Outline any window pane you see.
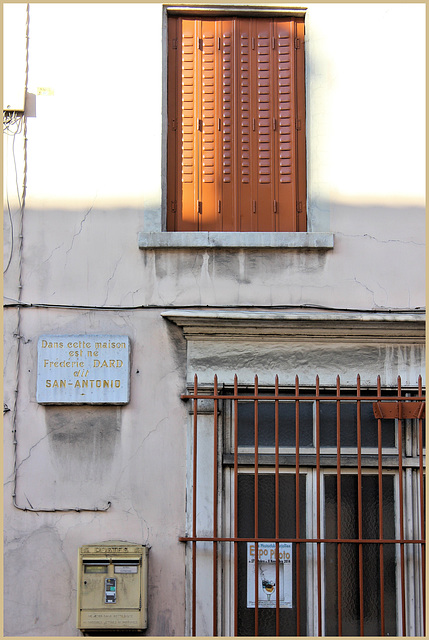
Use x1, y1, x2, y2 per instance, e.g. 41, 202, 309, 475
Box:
324, 474, 396, 636
320, 402, 396, 449
420, 418, 426, 451
238, 401, 313, 448
237, 474, 307, 635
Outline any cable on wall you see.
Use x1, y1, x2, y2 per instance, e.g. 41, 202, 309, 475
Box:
8, 5, 112, 514
3, 103, 25, 276
2, 296, 425, 314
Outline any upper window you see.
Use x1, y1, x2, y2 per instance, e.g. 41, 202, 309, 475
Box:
167, 15, 307, 232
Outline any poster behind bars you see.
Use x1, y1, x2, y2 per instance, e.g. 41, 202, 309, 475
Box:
247, 542, 292, 608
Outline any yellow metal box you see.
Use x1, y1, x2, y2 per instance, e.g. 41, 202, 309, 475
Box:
77, 541, 148, 632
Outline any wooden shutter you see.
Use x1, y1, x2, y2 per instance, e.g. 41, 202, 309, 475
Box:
167, 15, 306, 232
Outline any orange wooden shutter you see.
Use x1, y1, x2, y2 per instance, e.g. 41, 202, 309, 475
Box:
275, 18, 305, 231
220, 19, 236, 231
199, 19, 221, 231
167, 15, 306, 232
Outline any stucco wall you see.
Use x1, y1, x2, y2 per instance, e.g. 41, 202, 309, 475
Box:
4, 308, 188, 635
4, 3, 425, 310
3, 2, 425, 636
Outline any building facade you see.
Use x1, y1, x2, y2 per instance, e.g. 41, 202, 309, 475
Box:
3, 2, 425, 636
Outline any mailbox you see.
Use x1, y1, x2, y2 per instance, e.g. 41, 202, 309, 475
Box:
77, 541, 148, 633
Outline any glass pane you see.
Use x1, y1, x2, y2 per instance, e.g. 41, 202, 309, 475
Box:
324, 474, 396, 636
237, 474, 307, 636
320, 401, 396, 449
420, 418, 426, 451
238, 401, 313, 448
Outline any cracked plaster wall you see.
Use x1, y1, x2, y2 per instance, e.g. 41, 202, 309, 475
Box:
3, 308, 188, 636
4, 527, 73, 636
13, 201, 425, 311
3, 4, 425, 312
3, 3, 425, 636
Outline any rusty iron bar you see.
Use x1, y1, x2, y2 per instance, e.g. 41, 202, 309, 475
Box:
377, 375, 386, 636
182, 391, 425, 402
397, 377, 406, 634
295, 375, 301, 636
418, 375, 426, 635
180, 535, 425, 545
275, 375, 280, 635
357, 375, 364, 636
254, 375, 259, 637
233, 374, 239, 637
192, 374, 198, 636
316, 375, 322, 636
336, 375, 342, 636
213, 374, 218, 636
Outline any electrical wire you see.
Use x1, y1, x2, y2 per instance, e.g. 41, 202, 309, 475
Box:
12, 126, 23, 211
3, 110, 25, 275
4, 6, 424, 515
2, 297, 426, 314
3, 131, 16, 274
4, 197, 14, 274
3, 110, 24, 134
7, 5, 112, 515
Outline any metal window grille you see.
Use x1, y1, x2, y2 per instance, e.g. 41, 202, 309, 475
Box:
180, 374, 425, 637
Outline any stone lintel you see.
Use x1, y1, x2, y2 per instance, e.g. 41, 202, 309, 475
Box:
162, 310, 425, 343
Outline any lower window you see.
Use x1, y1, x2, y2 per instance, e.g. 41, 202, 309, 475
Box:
181, 375, 425, 636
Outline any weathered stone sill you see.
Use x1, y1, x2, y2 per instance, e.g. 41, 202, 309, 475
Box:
138, 231, 334, 250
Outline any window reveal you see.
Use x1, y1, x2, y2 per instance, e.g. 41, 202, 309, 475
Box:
167, 16, 307, 232
180, 374, 425, 636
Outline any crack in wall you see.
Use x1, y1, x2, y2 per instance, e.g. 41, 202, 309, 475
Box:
351, 276, 376, 305
4, 526, 73, 635
12, 408, 86, 474
65, 203, 94, 263
41, 243, 65, 266
102, 254, 123, 307
335, 231, 425, 246
115, 416, 169, 488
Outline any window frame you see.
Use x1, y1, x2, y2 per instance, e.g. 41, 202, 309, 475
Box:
181, 374, 425, 636
165, 7, 308, 234
140, 6, 335, 246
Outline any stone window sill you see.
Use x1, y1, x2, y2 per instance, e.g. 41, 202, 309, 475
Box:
138, 231, 334, 250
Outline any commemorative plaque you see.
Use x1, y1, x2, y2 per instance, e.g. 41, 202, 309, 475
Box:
37, 335, 130, 404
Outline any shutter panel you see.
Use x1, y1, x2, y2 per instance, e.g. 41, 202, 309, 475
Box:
275, 18, 296, 231
167, 17, 179, 231
254, 18, 275, 231
167, 15, 306, 232
219, 19, 236, 231
295, 18, 307, 231
180, 19, 199, 230
199, 19, 236, 231
199, 19, 220, 231
237, 18, 253, 231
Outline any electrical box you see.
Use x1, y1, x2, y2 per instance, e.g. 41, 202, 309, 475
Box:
77, 541, 148, 633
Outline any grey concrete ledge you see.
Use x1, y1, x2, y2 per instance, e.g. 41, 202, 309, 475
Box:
138, 231, 334, 250
161, 310, 426, 343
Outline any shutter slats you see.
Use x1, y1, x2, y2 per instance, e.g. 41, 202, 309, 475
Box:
168, 15, 306, 232
275, 19, 296, 231
220, 21, 236, 231
238, 19, 253, 230
200, 20, 219, 230
277, 23, 293, 185
254, 19, 275, 231
179, 20, 199, 229
222, 28, 233, 186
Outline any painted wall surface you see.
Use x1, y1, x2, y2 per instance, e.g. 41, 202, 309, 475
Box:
3, 2, 425, 636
